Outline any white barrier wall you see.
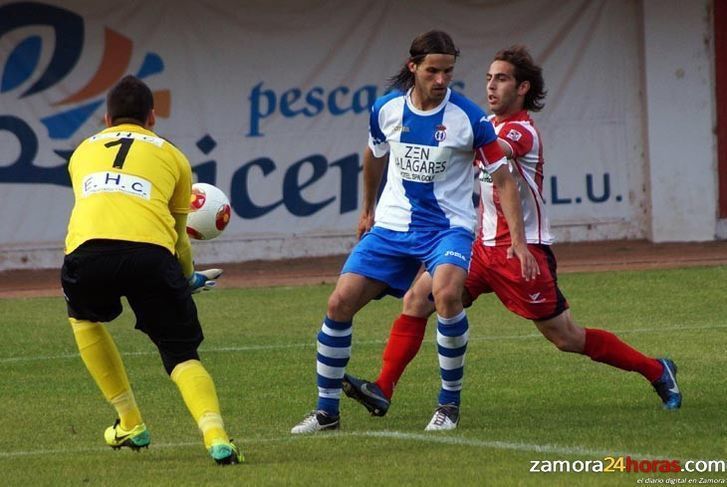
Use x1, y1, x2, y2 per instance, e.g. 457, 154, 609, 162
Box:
643, 0, 717, 242
0, 0, 718, 270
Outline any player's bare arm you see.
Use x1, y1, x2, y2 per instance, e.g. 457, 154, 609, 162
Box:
489, 165, 540, 281
357, 147, 387, 239
496, 138, 514, 158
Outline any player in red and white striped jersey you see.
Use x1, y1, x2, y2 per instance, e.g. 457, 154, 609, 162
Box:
479, 109, 552, 247
342, 47, 681, 426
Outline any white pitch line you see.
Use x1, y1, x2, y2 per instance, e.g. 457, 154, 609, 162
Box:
0, 430, 665, 460
349, 431, 665, 459
1, 324, 726, 365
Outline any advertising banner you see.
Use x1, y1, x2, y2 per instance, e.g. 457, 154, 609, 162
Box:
0, 0, 646, 268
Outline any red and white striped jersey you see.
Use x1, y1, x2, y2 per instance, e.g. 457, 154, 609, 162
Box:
477, 111, 553, 246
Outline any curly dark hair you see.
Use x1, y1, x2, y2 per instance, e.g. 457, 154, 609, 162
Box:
388, 30, 460, 92
493, 45, 546, 112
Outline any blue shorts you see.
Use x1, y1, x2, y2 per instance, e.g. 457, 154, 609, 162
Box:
341, 226, 474, 298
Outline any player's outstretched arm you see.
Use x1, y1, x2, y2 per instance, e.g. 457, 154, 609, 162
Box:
490, 166, 540, 281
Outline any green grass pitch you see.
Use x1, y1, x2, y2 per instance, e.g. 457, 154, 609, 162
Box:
0, 266, 725, 486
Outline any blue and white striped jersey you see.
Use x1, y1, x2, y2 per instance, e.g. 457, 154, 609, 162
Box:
369, 87, 506, 233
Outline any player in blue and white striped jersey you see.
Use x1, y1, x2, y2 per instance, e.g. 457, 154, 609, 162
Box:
292, 30, 538, 434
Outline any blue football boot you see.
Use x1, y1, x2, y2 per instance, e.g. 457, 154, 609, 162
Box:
652, 358, 682, 409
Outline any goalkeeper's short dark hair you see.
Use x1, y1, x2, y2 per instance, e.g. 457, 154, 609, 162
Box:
106, 75, 154, 125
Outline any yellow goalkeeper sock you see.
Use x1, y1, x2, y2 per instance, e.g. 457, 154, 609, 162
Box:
170, 359, 229, 448
70, 318, 143, 429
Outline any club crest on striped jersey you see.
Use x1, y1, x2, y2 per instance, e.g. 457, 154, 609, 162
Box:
434, 124, 447, 142
506, 128, 522, 142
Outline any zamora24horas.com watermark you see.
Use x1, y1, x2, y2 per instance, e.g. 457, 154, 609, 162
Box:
529, 456, 727, 477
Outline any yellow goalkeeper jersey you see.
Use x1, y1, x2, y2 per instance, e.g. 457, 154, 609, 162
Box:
65, 123, 192, 255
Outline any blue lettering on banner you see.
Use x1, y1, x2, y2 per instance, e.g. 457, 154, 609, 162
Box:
246, 81, 467, 137
550, 175, 572, 205
548, 173, 621, 204
586, 173, 611, 202
247, 82, 380, 137
230, 153, 361, 218
192, 134, 218, 184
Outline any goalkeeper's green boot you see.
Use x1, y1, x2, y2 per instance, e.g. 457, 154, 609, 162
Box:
209, 440, 243, 465
104, 419, 150, 450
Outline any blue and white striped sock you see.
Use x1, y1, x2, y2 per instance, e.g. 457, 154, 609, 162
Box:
436, 310, 468, 406
316, 316, 352, 416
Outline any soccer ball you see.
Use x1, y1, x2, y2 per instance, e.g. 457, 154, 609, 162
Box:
186, 183, 231, 240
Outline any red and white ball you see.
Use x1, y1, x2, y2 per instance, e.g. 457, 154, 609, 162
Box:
186, 183, 231, 240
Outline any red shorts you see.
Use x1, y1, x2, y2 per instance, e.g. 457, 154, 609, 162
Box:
465, 244, 569, 321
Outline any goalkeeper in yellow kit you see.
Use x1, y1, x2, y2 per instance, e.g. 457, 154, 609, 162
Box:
61, 75, 241, 465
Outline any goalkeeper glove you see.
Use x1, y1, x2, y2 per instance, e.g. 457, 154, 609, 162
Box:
189, 268, 223, 293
